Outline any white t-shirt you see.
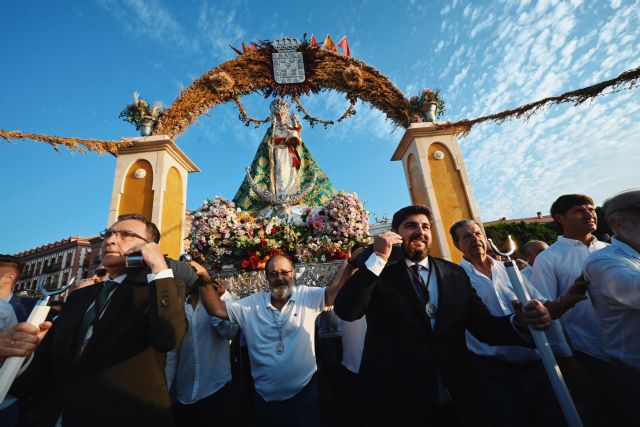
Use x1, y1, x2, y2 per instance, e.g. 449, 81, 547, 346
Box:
225, 285, 326, 401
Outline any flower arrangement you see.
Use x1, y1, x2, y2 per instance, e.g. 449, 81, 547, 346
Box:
189, 192, 371, 271
118, 91, 163, 131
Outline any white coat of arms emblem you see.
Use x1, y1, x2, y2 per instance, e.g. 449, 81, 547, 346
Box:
272, 37, 305, 84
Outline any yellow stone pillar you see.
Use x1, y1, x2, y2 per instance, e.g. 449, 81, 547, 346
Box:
392, 123, 481, 263
108, 135, 200, 259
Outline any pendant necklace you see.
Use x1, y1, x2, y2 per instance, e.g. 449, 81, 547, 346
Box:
408, 260, 437, 319
266, 294, 291, 355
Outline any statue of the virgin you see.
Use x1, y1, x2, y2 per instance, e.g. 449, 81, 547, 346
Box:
233, 99, 336, 212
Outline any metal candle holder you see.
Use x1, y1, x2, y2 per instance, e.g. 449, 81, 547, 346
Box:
0, 276, 75, 401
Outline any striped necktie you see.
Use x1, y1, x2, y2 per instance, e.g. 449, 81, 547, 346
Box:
76, 280, 118, 356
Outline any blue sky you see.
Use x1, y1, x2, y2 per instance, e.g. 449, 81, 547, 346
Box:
1, 0, 638, 254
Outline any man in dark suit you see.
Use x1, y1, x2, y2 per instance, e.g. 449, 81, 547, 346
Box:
333, 205, 552, 426
9, 214, 188, 427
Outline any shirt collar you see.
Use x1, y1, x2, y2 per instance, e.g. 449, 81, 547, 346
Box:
107, 273, 127, 284
405, 257, 430, 270
557, 235, 599, 247
459, 256, 495, 276
611, 236, 640, 258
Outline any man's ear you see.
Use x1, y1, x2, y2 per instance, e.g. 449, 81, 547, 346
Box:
552, 213, 564, 226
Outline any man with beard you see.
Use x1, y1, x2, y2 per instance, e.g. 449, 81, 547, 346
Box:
583, 189, 640, 422
333, 205, 553, 427
199, 253, 350, 427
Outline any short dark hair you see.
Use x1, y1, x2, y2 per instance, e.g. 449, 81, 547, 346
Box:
550, 194, 594, 232
265, 253, 294, 274
449, 219, 480, 244
391, 205, 434, 230
0, 254, 24, 275
116, 214, 161, 243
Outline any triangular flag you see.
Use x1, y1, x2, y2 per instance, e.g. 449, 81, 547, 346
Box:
250, 42, 258, 50
323, 34, 337, 52
337, 36, 351, 57
310, 34, 318, 48
242, 42, 250, 54
229, 44, 243, 55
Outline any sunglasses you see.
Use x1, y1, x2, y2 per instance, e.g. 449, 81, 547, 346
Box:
99, 229, 150, 243
94, 268, 107, 277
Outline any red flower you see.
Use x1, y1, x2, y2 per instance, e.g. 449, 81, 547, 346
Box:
261, 240, 268, 249
240, 259, 250, 269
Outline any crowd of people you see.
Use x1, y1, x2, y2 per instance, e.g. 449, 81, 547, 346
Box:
0, 189, 638, 427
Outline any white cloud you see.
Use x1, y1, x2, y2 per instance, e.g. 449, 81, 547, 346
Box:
98, 0, 189, 49
470, 13, 494, 38
447, 0, 640, 221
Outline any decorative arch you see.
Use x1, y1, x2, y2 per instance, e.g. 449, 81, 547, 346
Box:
154, 44, 422, 139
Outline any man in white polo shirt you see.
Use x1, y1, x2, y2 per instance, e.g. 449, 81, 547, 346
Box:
531, 194, 613, 424
583, 189, 640, 423
199, 253, 347, 427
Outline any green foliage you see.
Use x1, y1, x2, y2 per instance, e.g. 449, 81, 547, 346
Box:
118, 92, 163, 131
484, 221, 558, 259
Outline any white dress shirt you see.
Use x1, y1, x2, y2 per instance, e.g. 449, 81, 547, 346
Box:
225, 285, 326, 401
165, 291, 239, 404
0, 300, 18, 410
530, 236, 608, 360
459, 257, 569, 361
521, 265, 534, 281
341, 316, 367, 374
583, 237, 640, 369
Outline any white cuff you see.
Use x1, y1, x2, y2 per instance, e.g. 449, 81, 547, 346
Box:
365, 253, 388, 276
147, 269, 174, 283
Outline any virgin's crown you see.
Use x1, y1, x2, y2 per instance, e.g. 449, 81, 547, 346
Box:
270, 99, 290, 115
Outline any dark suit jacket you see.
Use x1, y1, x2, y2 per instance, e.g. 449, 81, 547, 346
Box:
12, 275, 187, 427
334, 255, 525, 425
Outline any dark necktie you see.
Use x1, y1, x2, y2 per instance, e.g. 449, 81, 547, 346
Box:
76, 280, 118, 356
410, 264, 430, 305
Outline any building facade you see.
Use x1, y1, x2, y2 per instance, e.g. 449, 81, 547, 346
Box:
13, 236, 102, 299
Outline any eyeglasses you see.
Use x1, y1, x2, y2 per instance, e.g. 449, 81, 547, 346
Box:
99, 229, 150, 243
94, 268, 107, 277
267, 270, 293, 279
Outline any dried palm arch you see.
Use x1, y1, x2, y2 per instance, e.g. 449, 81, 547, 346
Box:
153, 44, 422, 139
0, 42, 637, 154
